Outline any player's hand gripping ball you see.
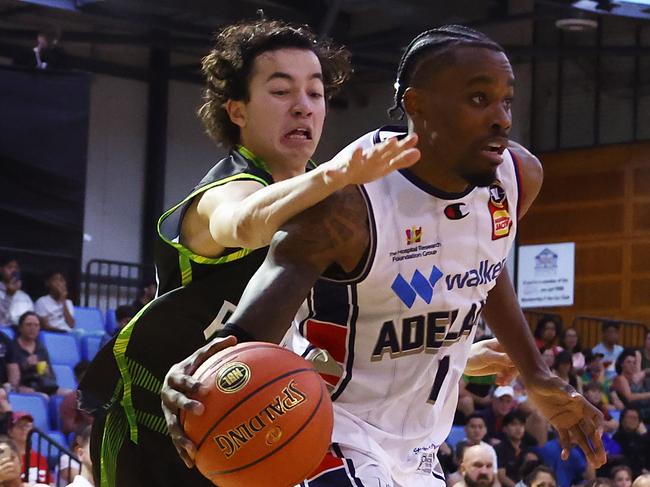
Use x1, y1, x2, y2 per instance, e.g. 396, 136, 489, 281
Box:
180, 342, 333, 487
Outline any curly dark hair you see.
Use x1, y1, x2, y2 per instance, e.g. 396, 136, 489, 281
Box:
198, 19, 351, 148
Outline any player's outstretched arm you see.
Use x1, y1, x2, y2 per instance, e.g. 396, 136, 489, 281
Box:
161, 185, 369, 466
184, 134, 419, 254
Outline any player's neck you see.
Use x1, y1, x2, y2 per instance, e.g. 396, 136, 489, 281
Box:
266, 159, 307, 182
409, 150, 470, 194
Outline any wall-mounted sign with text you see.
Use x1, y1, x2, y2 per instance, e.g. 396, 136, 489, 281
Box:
517, 242, 575, 308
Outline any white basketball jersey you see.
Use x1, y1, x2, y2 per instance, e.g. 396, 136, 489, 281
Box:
284, 126, 521, 484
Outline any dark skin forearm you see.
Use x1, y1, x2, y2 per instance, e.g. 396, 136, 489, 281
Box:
483, 270, 550, 381
229, 185, 369, 343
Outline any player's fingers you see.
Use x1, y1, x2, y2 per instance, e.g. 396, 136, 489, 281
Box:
574, 419, 607, 467
557, 428, 572, 461
162, 385, 205, 416
397, 133, 418, 149
389, 148, 420, 169
167, 418, 196, 468
167, 372, 202, 395
187, 335, 237, 376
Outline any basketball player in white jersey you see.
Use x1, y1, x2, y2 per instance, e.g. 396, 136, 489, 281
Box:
162, 25, 606, 486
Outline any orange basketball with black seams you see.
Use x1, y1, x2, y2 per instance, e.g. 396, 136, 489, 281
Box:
180, 342, 333, 487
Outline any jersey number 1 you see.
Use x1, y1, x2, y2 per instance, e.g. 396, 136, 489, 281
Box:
427, 355, 450, 404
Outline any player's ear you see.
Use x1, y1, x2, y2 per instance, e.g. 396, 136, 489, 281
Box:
402, 87, 423, 121
225, 99, 247, 128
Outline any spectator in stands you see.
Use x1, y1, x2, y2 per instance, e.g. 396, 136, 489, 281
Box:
0, 258, 34, 327
131, 281, 156, 312
448, 414, 499, 486
8, 312, 59, 396
633, 475, 650, 487
552, 350, 583, 394
634, 331, 650, 389
0, 389, 12, 436
34, 271, 74, 332
581, 350, 623, 409
7, 413, 51, 484
559, 327, 585, 374
0, 329, 15, 394
612, 349, 650, 423
523, 465, 557, 487
114, 305, 136, 334
515, 451, 543, 487
65, 426, 93, 487
496, 410, 537, 487
0, 435, 48, 487
480, 386, 516, 440
612, 408, 650, 477
593, 322, 624, 379
533, 316, 562, 356
584, 381, 618, 433
586, 479, 613, 487
610, 466, 633, 487
60, 361, 93, 436
453, 444, 496, 487
534, 437, 594, 487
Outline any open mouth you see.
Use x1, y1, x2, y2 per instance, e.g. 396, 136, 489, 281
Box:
284, 128, 312, 140
482, 141, 507, 154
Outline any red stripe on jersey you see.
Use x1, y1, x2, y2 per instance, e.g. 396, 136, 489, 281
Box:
304, 319, 347, 363
320, 373, 340, 386
307, 451, 344, 480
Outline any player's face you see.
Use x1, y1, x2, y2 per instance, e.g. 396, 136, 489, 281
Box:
417, 47, 513, 187
235, 48, 326, 170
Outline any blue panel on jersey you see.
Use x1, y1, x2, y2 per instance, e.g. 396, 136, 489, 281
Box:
391, 274, 416, 308
429, 265, 443, 288
410, 269, 433, 304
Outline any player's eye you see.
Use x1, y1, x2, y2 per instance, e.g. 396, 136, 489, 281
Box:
470, 93, 487, 107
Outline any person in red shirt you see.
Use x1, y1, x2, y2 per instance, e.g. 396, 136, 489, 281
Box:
7, 412, 51, 484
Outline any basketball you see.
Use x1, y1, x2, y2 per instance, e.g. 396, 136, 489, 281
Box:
180, 342, 333, 487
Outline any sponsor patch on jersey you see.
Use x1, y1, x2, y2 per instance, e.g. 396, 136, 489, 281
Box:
488, 181, 512, 240
444, 203, 469, 220
405, 226, 422, 245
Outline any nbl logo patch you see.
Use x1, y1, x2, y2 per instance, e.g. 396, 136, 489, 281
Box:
488, 181, 512, 240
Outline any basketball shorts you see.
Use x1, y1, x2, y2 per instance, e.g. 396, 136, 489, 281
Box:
298, 442, 447, 487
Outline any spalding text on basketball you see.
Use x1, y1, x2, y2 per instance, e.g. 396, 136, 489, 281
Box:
213, 380, 308, 458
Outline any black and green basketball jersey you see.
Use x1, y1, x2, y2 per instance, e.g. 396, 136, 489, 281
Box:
79, 147, 314, 446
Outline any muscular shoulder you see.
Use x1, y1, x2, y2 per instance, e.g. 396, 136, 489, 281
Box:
270, 185, 369, 273
508, 140, 543, 219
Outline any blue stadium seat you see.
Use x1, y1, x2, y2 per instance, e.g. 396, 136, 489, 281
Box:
52, 364, 77, 390
81, 334, 103, 361
105, 308, 118, 335
445, 424, 466, 449
8, 392, 50, 431
48, 394, 64, 431
41, 332, 80, 367
0, 327, 14, 340
73, 306, 104, 334
610, 409, 621, 422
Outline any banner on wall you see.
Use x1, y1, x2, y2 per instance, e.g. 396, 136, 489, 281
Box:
517, 242, 575, 308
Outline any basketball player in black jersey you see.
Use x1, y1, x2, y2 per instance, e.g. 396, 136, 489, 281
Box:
163, 25, 607, 485
78, 19, 420, 487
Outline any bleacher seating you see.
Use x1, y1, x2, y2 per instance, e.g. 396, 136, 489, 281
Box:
41, 332, 80, 367
0, 327, 14, 340
72, 306, 104, 334
52, 364, 77, 390
48, 395, 64, 431
445, 424, 465, 449
105, 308, 118, 335
8, 392, 50, 431
81, 334, 103, 361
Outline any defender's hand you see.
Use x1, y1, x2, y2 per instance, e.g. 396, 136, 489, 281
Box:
524, 373, 606, 468
161, 335, 236, 468
325, 134, 420, 187
464, 338, 518, 385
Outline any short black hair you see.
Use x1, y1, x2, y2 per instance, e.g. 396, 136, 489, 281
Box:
602, 321, 620, 332
116, 305, 137, 322
502, 409, 527, 426
534, 315, 563, 341
465, 413, 487, 426
389, 24, 504, 118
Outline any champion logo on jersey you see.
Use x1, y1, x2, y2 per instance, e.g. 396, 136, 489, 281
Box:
405, 226, 422, 245
444, 203, 469, 220
391, 266, 443, 308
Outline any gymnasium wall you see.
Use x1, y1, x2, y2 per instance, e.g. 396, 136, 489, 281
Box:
518, 142, 650, 325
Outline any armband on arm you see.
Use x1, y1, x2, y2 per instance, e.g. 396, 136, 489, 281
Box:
216, 323, 255, 343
